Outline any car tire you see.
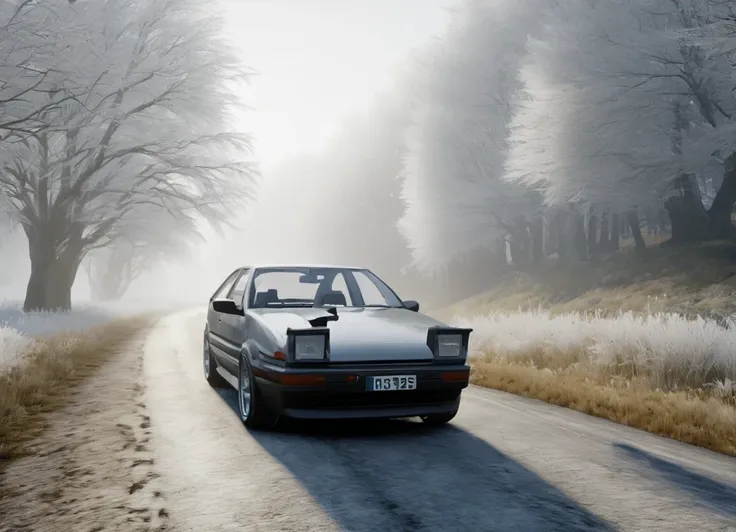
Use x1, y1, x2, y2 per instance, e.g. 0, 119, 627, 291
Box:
238, 352, 278, 430
204, 331, 228, 388
421, 411, 457, 426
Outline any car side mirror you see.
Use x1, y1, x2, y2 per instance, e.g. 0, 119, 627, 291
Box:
212, 298, 244, 316
404, 300, 420, 312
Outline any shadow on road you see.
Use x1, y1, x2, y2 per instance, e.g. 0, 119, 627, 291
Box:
216, 389, 612, 531
613, 443, 736, 519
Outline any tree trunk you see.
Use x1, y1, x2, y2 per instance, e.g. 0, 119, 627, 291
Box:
610, 212, 620, 251
659, 207, 670, 233
24, 263, 51, 312
665, 174, 710, 244
24, 227, 55, 312
658, 207, 669, 234
531, 217, 544, 266
47, 252, 80, 310
707, 153, 736, 238
620, 213, 630, 239
508, 216, 531, 268
23, 221, 84, 312
24, 242, 81, 312
556, 211, 572, 259
573, 213, 588, 260
552, 211, 565, 256
627, 210, 646, 252
587, 212, 598, 256
544, 215, 554, 256
598, 212, 610, 252
90, 270, 128, 302
89, 257, 134, 301
494, 236, 508, 268
646, 206, 658, 236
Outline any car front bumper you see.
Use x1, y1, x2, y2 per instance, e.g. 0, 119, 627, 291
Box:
252, 362, 470, 420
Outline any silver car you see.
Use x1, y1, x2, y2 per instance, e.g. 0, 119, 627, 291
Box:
203, 264, 472, 430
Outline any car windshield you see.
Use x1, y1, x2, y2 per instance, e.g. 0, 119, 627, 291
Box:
248, 267, 405, 309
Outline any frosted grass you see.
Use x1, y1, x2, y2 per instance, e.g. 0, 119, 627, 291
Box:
455, 309, 736, 393
0, 299, 173, 374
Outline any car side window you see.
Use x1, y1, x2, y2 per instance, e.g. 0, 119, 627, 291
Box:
228, 269, 251, 307
329, 273, 353, 306
212, 271, 240, 300
353, 270, 390, 306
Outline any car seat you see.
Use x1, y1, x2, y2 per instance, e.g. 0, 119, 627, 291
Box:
318, 290, 347, 306
254, 289, 279, 307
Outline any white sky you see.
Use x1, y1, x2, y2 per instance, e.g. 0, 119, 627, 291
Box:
142, 0, 455, 298
221, 0, 452, 168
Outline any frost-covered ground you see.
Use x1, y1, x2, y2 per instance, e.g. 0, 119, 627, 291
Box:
0, 299, 198, 374
455, 309, 736, 393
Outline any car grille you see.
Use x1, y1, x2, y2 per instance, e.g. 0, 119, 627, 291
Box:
290, 389, 460, 410
327, 360, 435, 368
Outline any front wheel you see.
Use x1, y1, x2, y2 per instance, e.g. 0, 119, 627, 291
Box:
204, 332, 227, 388
238, 352, 278, 430
421, 410, 457, 427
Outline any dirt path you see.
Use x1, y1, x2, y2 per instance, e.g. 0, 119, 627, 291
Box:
0, 322, 170, 532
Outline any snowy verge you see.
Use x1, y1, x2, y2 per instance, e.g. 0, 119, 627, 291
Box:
454, 309, 736, 394
0, 299, 193, 374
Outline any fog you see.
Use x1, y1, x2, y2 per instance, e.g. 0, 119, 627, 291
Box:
0, 0, 452, 308
3, 0, 736, 313
198, 0, 453, 300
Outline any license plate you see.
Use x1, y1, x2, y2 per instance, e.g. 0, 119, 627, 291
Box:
368, 375, 417, 391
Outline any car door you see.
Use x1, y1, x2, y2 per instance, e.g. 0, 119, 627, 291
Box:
207, 269, 241, 369
218, 268, 251, 374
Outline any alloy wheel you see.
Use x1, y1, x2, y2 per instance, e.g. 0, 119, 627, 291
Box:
239, 359, 252, 420
203, 336, 211, 377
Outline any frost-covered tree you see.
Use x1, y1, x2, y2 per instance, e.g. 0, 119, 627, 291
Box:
506, 1, 675, 207
505, 0, 736, 244
0, 1, 83, 138
504, 0, 681, 251
399, 0, 554, 274
311, 91, 412, 286
694, 0, 736, 55
0, 0, 255, 311
84, 206, 195, 301
672, 0, 736, 238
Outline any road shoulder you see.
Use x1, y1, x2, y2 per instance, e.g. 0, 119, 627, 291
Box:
0, 324, 170, 532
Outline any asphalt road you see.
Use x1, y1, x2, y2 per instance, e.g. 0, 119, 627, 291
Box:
143, 310, 736, 532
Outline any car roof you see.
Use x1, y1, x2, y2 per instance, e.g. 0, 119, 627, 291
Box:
244, 263, 368, 271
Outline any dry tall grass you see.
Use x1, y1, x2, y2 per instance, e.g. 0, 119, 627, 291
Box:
457, 310, 736, 456
0, 316, 152, 465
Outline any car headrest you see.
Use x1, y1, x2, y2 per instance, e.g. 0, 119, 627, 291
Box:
254, 289, 279, 307
319, 290, 347, 307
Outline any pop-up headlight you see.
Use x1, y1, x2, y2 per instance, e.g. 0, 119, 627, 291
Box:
426, 326, 472, 360
286, 327, 330, 362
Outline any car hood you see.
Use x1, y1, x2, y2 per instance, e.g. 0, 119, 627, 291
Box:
253, 307, 446, 362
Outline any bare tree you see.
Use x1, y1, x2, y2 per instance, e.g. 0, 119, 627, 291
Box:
0, 1, 86, 139
0, 0, 256, 311
84, 204, 197, 301
505, 0, 736, 243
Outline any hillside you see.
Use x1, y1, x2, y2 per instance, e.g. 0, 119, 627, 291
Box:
440, 239, 736, 321
431, 238, 736, 456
